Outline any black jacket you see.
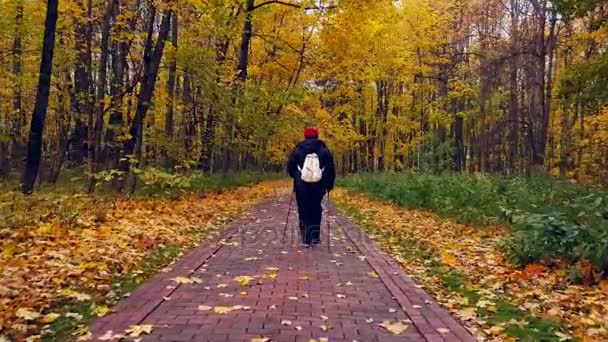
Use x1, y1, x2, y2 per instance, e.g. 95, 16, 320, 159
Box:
287, 138, 336, 192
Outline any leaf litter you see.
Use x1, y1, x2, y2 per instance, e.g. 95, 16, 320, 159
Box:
0, 180, 287, 339
335, 189, 608, 340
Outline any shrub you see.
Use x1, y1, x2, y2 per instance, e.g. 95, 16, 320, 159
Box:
339, 173, 608, 274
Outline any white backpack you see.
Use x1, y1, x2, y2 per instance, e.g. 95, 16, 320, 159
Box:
298, 153, 324, 183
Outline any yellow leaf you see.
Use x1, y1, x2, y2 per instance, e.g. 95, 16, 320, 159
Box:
15, 308, 40, 321
93, 305, 111, 317
213, 306, 234, 314
233, 275, 254, 286
441, 254, 459, 266
172, 276, 194, 284
299, 276, 309, 280
74, 326, 92, 340
368, 271, 379, 278
124, 324, 153, 337
40, 312, 60, 323
62, 289, 92, 301
457, 307, 477, 321
485, 325, 505, 335
379, 321, 408, 335
599, 280, 608, 294
250, 338, 270, 342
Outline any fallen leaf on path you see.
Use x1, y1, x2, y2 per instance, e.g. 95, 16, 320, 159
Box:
379, 321, 408, 335
213, 306, 235, 314
217, 283, 228, 288
368, 271, 379, 278
232, 305, 251, 310
125, 324, 153, 337
99, 330, 123, 341
437, 328, 450, 334
172, 276, 193, 284
250, 338, 270, 342
281, 320, 292, 326
234, 275, 254, 286
299, 276, 309, 280
198, 305, 212, 311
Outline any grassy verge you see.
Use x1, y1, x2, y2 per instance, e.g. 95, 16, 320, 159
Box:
336, 196, 574, 341
339, 173, 608, 275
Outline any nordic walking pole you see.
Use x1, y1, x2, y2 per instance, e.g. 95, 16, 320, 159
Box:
282, 191, 295, 243
327, 192, 331, 252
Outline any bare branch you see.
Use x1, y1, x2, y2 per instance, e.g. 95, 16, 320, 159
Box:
252, 0, 336, 11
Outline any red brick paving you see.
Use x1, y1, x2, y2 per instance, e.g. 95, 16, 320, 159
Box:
88, 197, 475, 342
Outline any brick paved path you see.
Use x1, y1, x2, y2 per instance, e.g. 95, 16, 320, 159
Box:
89, 197, 474, 342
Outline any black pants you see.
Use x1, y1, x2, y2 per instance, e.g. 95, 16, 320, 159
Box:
295, 185, 325, 245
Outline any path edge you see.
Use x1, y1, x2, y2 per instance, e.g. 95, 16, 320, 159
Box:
333, 211, 477, 342
87, 216, 244, 341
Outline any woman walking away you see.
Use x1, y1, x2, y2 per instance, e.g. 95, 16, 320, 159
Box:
287, 128, 336, 247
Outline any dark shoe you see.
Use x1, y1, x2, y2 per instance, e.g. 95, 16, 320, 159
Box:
302, 224, 314, 245
299, 220, 306, 242
310, 225, 321, 244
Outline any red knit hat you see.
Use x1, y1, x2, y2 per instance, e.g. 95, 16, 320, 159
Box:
304, 127, 319, 139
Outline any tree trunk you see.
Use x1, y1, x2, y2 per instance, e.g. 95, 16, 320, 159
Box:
12, 0, 24, 165
237, 0, 255, 83
69, 0, 93, 164
20, 0, 59, 194
88, 0, 114, 192
123, 6, 172, 193
165, 12, 178, 140
105, 0, 125, 174
508, 0, 520, 174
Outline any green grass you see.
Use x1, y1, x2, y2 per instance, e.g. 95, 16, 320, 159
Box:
338, 173, 608, 227
339, 173, 608, 273
336, 198, 574, 341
